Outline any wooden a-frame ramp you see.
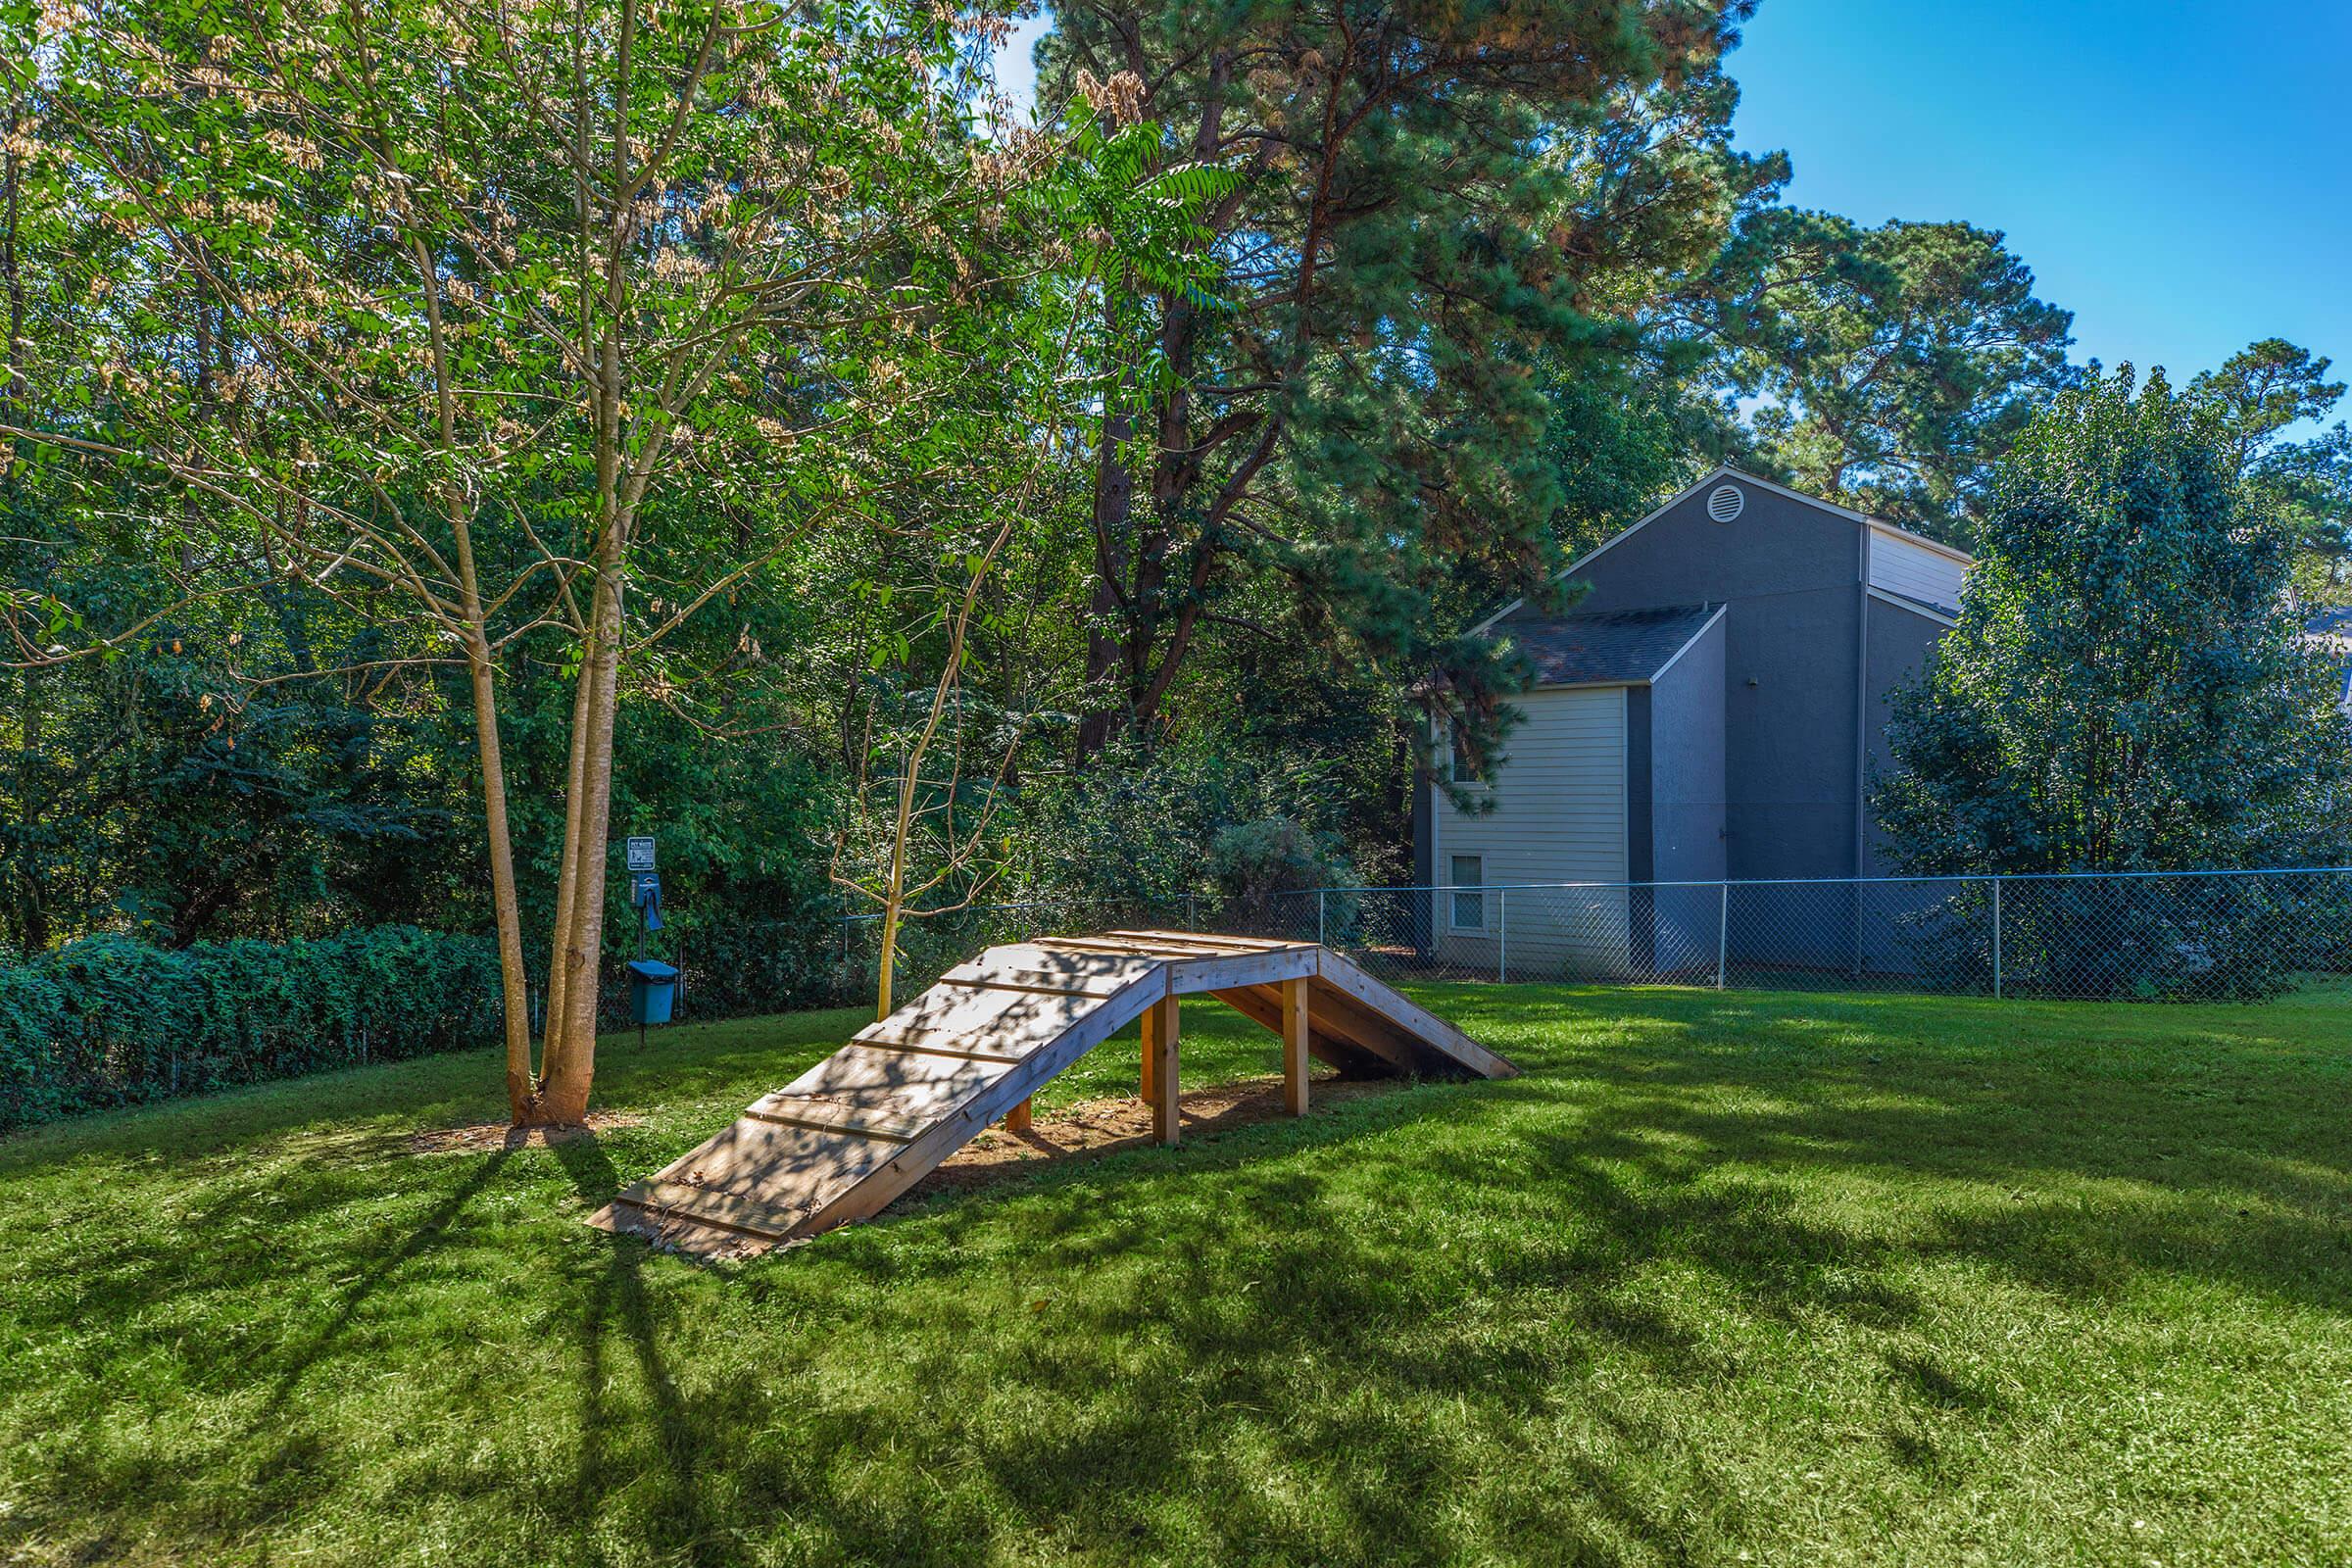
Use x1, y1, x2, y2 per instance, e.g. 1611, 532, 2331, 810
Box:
588, 931, 1514, 1257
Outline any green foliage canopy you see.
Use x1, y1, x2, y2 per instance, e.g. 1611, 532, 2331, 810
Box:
1877, 366, 2352, 876
1726, 213, 2078, 541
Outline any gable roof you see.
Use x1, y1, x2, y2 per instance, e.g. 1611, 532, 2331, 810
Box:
1469, 466, 1974, 637
1500, 603, 1725, 689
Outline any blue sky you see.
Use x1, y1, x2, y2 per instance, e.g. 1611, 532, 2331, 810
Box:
1730, 2, 2351, 428
999, 3, 2351, 430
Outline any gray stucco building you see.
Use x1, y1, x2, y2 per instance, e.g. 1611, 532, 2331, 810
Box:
1413, 468, 1969, 974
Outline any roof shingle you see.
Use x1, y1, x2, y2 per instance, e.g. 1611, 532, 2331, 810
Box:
1494, 603, 1722, 688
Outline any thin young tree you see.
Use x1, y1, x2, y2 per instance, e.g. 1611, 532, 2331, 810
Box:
5, 0, 1190, 1120
831, 513, 1032, 1019
825, 88, 1231, 1016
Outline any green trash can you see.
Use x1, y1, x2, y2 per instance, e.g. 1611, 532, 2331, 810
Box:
627, 958, 680, 1025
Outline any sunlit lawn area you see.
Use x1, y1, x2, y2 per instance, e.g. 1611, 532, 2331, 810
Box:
2, 983, 2348, 1566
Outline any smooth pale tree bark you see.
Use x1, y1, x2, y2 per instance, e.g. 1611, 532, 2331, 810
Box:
413, 236, 534, 1108
536, 558, 627, 1121
10, 2, 1206, 1124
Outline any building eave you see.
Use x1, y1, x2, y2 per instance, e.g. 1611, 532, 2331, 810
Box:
1466, 466, 1974, 638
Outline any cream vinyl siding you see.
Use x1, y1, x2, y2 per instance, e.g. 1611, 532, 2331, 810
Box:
1869, 527, 1966, 612
1436, 686, 1630, 975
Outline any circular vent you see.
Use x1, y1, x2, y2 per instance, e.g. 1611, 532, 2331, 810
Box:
1706, 483, 1744, 523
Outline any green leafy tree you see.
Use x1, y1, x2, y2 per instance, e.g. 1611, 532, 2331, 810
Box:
4, 0, 1183, 1122
1877, 365, 2352, 877
1727, 213, 2077, 540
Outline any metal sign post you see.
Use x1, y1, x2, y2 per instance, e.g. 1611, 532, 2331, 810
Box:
624, 836, 671, 1046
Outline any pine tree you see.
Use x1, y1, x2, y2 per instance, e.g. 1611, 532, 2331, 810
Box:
1725, 213, 2077, 541
1040, 1, 1775, 760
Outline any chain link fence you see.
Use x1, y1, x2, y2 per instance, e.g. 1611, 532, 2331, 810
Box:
1247, 868, 2352, 1003
786, 868, 2352, 1013
825, 893, 1211, 1007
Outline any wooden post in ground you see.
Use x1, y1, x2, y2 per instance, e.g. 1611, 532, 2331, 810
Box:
1281, 976, 1310, 1115
1140, 1011, 1158, 1105
1143, 995, 1180, 1145
1004, 1097, 1033, 1134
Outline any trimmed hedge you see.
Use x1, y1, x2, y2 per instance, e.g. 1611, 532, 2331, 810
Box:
0, 928, 503, 1131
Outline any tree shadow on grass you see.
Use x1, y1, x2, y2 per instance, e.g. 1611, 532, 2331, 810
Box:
665, 1012, 2352, 1564
15, 989, 2352, 1565
249, 1146, 519, 1434
551, 1132, 720, 1567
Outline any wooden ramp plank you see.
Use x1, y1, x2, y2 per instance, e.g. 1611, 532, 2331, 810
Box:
749, 1097, 932, 1143
587, 933, 1508, 1255
1161, 946, 1318, 993
610, 1179, 813, 1241
937, 967, 1141, 999
779, 1042, 1014, 1098
852, 1022, 1031, 1061
654, 1113, 903, 1196
1103, 929, 1308, 952
1315, 949, 1519, 1079
876, 981, 1112, 1044
966, 943, 1165, 975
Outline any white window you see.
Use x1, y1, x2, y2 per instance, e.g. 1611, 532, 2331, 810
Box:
1448, 855, 1485, 931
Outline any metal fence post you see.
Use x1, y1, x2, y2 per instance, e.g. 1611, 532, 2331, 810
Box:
1317, 888, 1327, 946
1497, 887, 1508, 983
1991, 876, 2003, 1000
1716, 880, 1728, 990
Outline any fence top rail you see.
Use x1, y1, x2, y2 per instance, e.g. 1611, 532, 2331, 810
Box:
835, 895, 1199, 926
822, 865, 2351, 930
1276, 865, 2352, 896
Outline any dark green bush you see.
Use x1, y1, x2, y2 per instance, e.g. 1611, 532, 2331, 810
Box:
0, 926, 502, 1132
0, 965, 70, 1128
1204, 816, 1359, 936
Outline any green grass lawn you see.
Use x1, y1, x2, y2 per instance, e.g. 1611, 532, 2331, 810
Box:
2, 985, 2349, 1567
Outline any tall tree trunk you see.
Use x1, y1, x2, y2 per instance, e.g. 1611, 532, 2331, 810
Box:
536, 628, 600, 1093
874, 879, 903, 1021
410, 235, 538, 1123
466, 637, 532, 1120
532, 562, 624, 1125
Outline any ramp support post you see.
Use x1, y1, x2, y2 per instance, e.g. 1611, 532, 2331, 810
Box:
1281, 976, 1310, 1115
1144, 994, 1180, 1145
1004, 1097, 1033, 1134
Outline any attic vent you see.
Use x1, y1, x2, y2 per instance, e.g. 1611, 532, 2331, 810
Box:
1706, 483, 1744, 523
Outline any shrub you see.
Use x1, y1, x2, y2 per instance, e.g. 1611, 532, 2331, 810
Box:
0, 965, 69, 1129
1205, 816, 1359, 933
0, 927, 502, 1132
1009, 740, 1363, 914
